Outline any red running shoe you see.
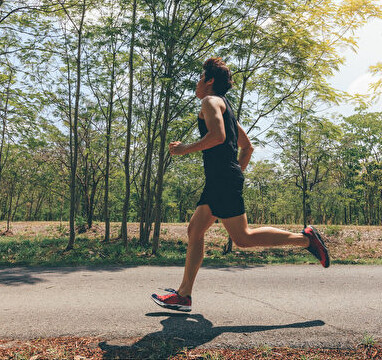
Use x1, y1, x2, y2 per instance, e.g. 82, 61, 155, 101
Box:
151, 288, 192, 312
303, 225, 330, 268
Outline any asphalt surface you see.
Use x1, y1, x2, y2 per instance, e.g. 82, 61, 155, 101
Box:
1, 265, 381, 350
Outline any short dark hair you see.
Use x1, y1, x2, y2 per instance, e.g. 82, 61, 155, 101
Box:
203, 57, 233, 96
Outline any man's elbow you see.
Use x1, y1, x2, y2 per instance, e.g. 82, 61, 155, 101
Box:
244, 144, 254, 153
216, 135, 226, 145
212, 133, 225, 145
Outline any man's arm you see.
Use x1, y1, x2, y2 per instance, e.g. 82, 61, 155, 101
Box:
237, 122, 254, 171
169, 96, 225, 156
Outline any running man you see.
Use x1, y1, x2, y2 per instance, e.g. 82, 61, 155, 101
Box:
151, 58, 329, 312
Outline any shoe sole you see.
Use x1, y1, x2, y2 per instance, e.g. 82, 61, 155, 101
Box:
309, 225, 330, 268
151, 295, 192, 312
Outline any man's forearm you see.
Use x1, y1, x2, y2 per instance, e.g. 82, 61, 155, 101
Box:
238, 147, 253, 171
183, 132, 225, 154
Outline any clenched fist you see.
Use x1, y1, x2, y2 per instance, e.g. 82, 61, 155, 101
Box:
169, 141, 188, 156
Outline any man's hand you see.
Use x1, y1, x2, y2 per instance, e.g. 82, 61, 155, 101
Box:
168, 97, 226, 157
169, 141, 188, 156
237, 122, 254, 172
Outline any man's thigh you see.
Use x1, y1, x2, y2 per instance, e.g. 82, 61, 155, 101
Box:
221, 213, 249, 245
188, 205, 217, 236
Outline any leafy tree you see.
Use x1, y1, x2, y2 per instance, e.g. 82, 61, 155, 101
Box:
134, 0, 252, 252
164, 152, 204, 222
121, 0, 137, 247
268, 95, 341, 227
59, 0, 88, 250
2, 0, 382, 246
225, 0, 381, 136
369, 62, 382, 102
338, 110, 382, 224
84, 0, 134, 242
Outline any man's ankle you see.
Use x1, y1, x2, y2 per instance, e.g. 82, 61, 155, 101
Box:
177, 289, 191, 298
301, 233, 310, 247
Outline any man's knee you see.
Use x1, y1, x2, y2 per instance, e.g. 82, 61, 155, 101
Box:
187, 222, 204, 241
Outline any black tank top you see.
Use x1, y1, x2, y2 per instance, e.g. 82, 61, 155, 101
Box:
197, 96, 242, 181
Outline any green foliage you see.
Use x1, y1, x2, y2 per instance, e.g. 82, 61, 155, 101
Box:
344, 236, 354, 246
1, 0, 382, 244
325, 225, 342, 236
198, 351, 226, 360
258, 344, 273, 358
360, 332, 376, 347
2, 231, 381, 267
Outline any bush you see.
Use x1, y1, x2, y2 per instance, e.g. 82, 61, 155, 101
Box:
325, 225, 341, 236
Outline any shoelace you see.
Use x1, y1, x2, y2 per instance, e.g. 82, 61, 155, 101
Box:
164, 288, 177, 294
159, 288, 191, 302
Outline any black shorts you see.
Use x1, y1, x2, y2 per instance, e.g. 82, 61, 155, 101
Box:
197, 176, 245, 219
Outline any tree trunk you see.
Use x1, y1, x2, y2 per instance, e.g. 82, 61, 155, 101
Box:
104, 141, 110, 241
344, 206, 347, 225
6, 182, 14, 232
121, 0, 137, 247
27, 193, 34, 221
152, 84, 172, 254
151, 0, 179, 255
11, 189, 21, 221
66, 0, 86, 251
104, 50, 116, 243
236, 76, 248, 122
82, 148, 91, 229
0, 109, 6, 186
302, 177, 308, 227
88, 179, 98, 229
33, 193, 44, 220
0, 68, 12, 186
138, 77, 156, 245
139, 82, 164, 246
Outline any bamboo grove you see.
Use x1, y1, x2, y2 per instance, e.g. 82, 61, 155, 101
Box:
1, 0, 382, 250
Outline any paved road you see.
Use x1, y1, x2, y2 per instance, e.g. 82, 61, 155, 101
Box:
1, 265, 381, 350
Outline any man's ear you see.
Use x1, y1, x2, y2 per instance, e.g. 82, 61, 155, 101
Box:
206, 77, 214, 86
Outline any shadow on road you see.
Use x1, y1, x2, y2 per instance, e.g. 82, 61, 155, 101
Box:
0, 265, 262, 287
99, 312, 325, 359
0, 269, 46, 286
0, 266, 134, 286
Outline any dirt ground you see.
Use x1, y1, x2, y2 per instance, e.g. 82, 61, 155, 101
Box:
0, 336, 381, 360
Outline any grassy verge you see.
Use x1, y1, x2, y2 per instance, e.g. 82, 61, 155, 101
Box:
0, 236, 314, 267
1, 222, 382, 267
0, 230, 381, 267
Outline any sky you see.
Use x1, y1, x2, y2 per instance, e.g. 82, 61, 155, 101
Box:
330, 14, 382, 115
254, 11, 382, 161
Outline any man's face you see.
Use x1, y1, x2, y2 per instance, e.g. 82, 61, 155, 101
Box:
195, 72, 212, 99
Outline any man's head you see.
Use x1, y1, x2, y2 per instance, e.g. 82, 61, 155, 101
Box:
196, 58, 233, 99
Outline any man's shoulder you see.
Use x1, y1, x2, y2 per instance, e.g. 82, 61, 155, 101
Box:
201, 95, 225, 110
202, 95, 223, 103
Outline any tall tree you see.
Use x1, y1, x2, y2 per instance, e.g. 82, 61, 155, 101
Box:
225, 0, 381, 135
62, 0, 87, 250
139, 0, 252, 253
268, 94, 341, 226
121, 0, 137, 247
340, 110, 382, 224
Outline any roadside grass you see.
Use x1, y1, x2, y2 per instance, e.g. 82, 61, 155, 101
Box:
1, 233, 382, 267
1, 222, 382, 267
360, 332, 376, 347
